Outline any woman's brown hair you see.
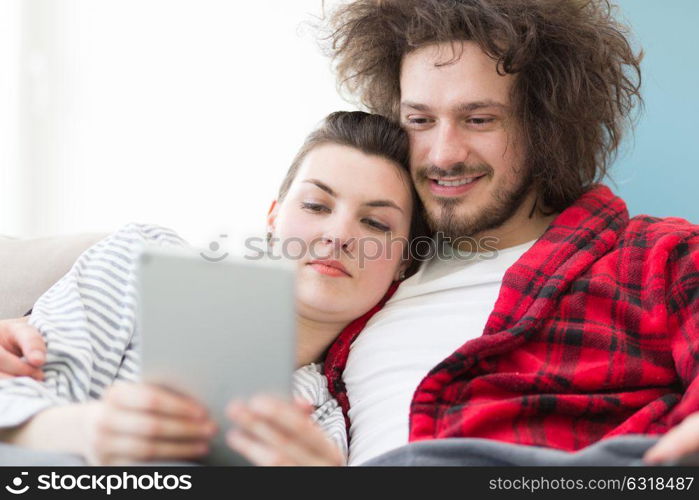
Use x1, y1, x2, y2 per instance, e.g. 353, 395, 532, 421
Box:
324, 0, 643, 212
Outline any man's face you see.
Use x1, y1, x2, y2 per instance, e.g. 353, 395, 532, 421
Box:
400, 41, 532, 242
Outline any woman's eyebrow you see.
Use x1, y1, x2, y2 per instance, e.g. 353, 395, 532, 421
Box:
364, 200, 403, 213
303, 179, 404, 213
303, 179, 336, 196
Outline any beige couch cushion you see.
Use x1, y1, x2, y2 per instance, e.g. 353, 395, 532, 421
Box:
0, 233, 106, 319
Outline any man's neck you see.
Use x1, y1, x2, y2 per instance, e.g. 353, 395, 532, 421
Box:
457, 192, 558, 252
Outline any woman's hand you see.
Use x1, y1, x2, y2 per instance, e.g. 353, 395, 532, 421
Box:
225, 395, 346, 466
0, 316, 46, 380
83, 382, 217, 465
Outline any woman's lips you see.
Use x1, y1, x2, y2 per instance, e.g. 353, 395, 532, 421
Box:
307, 260, 352, 277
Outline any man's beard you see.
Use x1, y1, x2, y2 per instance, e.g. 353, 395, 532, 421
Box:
415, 162, 533, 240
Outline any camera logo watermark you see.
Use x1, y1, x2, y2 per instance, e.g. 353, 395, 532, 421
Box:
5, 472, 29, 495
200, 234, 229, 262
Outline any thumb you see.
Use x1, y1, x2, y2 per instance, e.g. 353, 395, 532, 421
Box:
12, 322, 47, 367
292, 396, 314, 415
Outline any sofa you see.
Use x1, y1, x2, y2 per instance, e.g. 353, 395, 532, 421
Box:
0, 233, 106, 319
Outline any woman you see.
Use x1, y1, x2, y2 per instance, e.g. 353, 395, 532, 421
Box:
0, 111, 427, 466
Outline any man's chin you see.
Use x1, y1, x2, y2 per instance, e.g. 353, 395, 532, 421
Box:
426, 201, 515, 241
423, 178, 534, 240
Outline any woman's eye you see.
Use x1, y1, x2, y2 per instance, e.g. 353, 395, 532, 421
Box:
363, 218, 390, 232
301, 202, 330, 213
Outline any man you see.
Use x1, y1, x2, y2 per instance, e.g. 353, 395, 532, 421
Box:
312, 0, 699, 465
2, 0, 698, 466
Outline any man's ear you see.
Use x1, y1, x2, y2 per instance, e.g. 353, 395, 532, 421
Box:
266, 200, 279, 237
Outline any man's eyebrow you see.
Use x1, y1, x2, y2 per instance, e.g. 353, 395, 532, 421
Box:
400, 100, 507, 113
401, 101, 431, 112
302, 179, 404, 213
456, 100, 507, 113
303, 179, 336, 196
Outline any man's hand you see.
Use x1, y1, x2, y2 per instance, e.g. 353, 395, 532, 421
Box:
644, 412, 699, 464
226, 395, 346, 466
83, 382, 217, 465
0, 316, 46, 380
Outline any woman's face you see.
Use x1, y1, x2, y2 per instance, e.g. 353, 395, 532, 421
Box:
269, 143, 414, 325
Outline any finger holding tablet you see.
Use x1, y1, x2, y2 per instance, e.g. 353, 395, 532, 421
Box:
83, 382, 217, 465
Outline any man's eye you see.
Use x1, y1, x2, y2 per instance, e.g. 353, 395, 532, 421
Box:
404, 116, 432, 127
301, 202, 330, 213
362, 218, 390, 232
468, 117, 496, 127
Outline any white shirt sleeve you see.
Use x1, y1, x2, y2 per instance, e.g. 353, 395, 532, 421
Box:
0, 223, 186, 429
292, 363, 348, 459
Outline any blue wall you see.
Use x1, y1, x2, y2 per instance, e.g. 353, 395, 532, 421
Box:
611, 1, 699, 223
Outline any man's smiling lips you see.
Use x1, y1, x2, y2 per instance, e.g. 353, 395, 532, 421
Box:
427, 174, 486, 197
307, 259, 352, 278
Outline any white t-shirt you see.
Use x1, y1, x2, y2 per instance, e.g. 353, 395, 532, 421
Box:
344, 239, 537, 465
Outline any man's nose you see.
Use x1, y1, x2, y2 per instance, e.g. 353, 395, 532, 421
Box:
428, 122, 470, 170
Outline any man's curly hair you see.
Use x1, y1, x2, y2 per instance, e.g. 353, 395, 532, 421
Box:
323, 0, 643, 212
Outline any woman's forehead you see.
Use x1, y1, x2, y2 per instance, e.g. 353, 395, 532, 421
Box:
296, 143, 413, 201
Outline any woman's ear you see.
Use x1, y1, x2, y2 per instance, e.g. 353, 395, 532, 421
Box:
394, 261, 410, 281
266, 200, 279, 239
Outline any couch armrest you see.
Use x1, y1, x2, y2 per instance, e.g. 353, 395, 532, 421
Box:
0, 233, 106, 319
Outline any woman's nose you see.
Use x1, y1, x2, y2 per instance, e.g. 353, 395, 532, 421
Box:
321, 219, 357, 255
321, 233, 356, 255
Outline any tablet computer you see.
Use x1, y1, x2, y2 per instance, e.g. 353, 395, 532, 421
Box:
136, 245, 296, 465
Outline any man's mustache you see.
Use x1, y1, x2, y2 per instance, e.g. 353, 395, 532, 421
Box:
415, 163, 493, 181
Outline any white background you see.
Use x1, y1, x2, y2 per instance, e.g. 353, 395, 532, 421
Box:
0, 0, 347, 251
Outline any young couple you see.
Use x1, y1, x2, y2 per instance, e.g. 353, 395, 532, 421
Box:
1, 0, 699, 467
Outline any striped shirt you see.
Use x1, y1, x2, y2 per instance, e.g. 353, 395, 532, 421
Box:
0, 224, 347, 458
